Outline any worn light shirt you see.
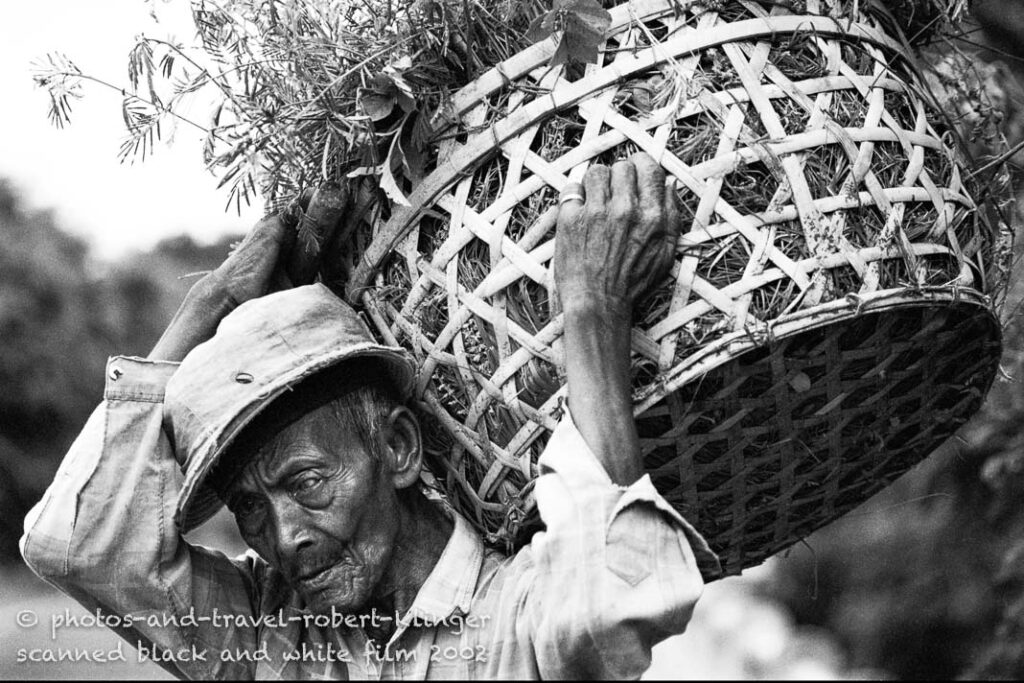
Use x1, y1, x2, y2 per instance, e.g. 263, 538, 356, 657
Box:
21, 356, 720, 680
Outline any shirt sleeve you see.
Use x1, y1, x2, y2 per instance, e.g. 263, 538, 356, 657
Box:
523, 407, 721, 680
19, 356, 260, 680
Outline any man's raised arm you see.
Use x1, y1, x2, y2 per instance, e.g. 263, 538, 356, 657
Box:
517, 154, 719, 679
555, 153, 680, 485
19, 196, 335, 680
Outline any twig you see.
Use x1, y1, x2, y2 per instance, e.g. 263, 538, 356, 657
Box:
967, 137, 1024, 179
54, 71, 221, 139
949, 35, 1024, 65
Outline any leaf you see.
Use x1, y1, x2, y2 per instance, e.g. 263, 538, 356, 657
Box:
209, 100, 224, 129
379, 134, 411, 206
563, 16, 602, 64
398, 113, 429, 182
385, 67, 417, 115
396, 89, 416, 115
380, 162, 411, 206
550, 35, 572, 66
563, 4, 609, 63
564, 0, 611, 34
358, 90, 395, 121
160, 53, 175, 79
346, 165, 378, 177
526, 14, 552, 42
358, 75, 400, 122
536, 0, 611, 66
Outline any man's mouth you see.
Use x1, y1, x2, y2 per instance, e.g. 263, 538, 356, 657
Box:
295, 553, 360, 588
297, 564, 335, 585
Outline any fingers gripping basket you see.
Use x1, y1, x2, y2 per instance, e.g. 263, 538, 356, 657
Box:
347, 0, 1004, 577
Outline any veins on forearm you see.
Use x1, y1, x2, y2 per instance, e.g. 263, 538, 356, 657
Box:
562, 307, 644, 485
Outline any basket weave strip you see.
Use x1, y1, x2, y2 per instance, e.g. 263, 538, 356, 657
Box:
353, 0, 996, 570
436, 0, 902, 144
634, 287, 991, 409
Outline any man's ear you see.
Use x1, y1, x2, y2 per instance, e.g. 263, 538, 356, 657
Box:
381, 406, 422, 489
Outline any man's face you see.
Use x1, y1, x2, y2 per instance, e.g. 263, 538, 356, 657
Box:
221, 403, 400, 614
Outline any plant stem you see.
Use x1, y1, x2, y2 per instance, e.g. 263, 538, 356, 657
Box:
54, 71, 222, 140
967, 137, 1024, 178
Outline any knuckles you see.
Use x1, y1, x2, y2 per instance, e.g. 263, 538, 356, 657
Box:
609, 200, 638, 224
583, 205, 610, 226
640, 207, 663, 229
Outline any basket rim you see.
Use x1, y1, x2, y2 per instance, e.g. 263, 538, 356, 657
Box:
453, 286, 1000, 464
436, 0, 905, 136
633, 285, 1000, 414
377, 285, 1000, 476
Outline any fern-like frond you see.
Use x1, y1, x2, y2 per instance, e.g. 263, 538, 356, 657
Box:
31, 52, 84, 129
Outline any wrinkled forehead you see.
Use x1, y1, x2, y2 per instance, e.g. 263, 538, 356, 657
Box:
213, 401, 344, 495
249, 407, 335, 477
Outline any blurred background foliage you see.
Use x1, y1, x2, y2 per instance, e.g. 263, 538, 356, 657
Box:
6, 2, 1024, 679
0, 178, 239, 567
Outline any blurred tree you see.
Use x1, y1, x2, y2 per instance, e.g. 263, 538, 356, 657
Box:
0, 179, 239, 564
0, 180, 106, 490
766, 441, 1009, 678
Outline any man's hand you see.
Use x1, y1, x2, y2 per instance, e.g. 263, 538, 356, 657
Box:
554, 154, 681, 485
554, 153, 680, 318
148, 184, 349, 363
214, 214, 293, 308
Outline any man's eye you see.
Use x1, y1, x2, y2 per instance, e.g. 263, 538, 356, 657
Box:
294, 476, 323, 493
234, 495, 264, 518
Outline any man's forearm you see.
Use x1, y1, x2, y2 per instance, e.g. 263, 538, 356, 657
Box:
562, 300, 644, 486
148, 275, 234, 362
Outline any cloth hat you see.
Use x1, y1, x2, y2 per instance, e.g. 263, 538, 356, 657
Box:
164, 283, 416, 533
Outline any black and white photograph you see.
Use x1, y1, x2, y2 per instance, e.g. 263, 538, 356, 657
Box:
2, 0, 1024, 678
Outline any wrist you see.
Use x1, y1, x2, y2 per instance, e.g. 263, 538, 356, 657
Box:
561, 302, 633, 399
561, 293, 632, 325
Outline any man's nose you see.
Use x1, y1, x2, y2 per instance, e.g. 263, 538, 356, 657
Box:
270, 499, 315, 558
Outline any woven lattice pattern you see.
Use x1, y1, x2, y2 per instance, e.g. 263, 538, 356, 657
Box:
639, 300, 1000, 575
347, 0, 1001, 574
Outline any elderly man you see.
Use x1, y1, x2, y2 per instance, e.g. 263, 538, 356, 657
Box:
21, 153, 718, 679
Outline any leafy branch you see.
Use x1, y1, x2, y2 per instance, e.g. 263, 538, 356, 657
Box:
526, 0, 611, 66
30, 0, 554, 213
33, 53, 216, 138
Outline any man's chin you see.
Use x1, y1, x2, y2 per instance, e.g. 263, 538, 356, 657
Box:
302, 590, 368, 615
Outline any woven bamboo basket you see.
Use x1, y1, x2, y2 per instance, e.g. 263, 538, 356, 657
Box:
345, 0, 1003, 578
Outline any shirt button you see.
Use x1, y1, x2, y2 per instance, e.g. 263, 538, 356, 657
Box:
108, 365, 124, 381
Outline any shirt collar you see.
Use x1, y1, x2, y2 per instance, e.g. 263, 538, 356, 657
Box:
400, 511, 485, 624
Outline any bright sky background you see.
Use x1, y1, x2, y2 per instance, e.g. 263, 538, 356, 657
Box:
0, 0, 262, 260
